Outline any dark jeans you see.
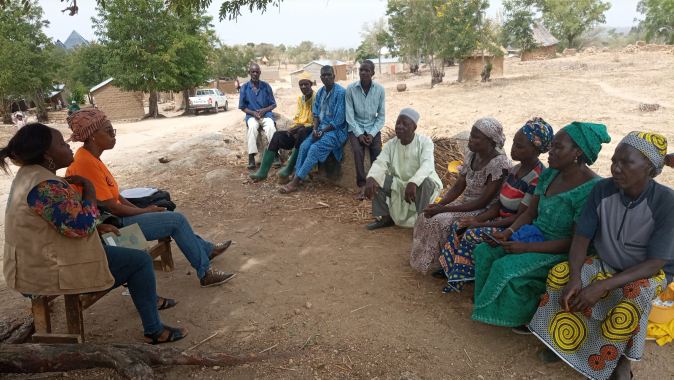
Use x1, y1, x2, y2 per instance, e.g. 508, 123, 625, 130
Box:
104, 245, 163, 336
348, 132, 382, 187
268, 127, 313, 152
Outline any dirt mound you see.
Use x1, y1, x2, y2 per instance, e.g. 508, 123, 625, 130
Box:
582, 46, 598, 55
622, 43, 673, 54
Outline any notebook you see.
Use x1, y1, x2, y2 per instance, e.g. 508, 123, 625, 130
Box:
101, 223, 150, 251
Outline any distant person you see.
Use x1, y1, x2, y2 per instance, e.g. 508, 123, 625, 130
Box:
67, 100, 80, 116
11, 111, 27, 129
363, 108, 442, 230
249, 71, 316, 181
279, 66, 347, 194
346, 59, 386, 200
239, 63, 277, 170
236, 80, 241, 92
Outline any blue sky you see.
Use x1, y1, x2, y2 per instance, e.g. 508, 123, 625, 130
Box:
40, 0, 642, 49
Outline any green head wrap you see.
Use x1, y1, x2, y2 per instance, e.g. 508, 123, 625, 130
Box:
561, 122, 611, 165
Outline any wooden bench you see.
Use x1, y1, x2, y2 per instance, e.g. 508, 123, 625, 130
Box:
30, 237, 173, 343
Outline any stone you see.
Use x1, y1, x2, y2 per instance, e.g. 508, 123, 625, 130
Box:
253, 111, 292, 164
305, 302, 312, 309
451, 131, 471, 155
205, 169, 231, 183
311, 142, 372, 190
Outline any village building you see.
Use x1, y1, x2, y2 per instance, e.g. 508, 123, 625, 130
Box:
373, 57, 406, 75
458, 46, 508, 82
520, 22, 560, 61
90, 78, 145, 120
302, 60, 347, 82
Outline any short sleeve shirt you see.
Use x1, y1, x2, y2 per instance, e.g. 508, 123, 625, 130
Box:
576, 178, 674, 278
238, 80, 276, 122
65, 147, 121, 203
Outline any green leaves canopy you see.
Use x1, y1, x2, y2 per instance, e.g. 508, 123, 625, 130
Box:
637, 0, 674, 44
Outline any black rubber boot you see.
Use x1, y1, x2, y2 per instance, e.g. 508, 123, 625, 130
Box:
247, 153, 256, 170
273, 152, 282, 168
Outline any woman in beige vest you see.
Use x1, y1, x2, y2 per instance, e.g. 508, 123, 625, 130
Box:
1, 123, 187, 344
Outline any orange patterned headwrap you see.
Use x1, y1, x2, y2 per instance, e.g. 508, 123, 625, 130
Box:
66, 109, 109, 142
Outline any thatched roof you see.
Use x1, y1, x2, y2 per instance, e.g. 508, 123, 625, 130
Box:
532, 22, 559, 47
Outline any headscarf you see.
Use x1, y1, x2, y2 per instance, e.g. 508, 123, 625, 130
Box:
520, 117, 554, 153
66, 109, 109, 143
561, 122, 611, 165
620, 132, 669, 177
399, 108, 420, 125
473, 117, 506, 148
298, 71, 312, 81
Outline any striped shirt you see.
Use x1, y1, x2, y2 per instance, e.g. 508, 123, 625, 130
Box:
499, 161, 545, 217
345, 80, 385, 137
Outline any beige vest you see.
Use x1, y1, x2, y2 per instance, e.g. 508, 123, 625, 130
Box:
3, 165, 114, 295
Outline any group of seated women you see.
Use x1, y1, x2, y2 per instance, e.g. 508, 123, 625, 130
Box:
1, 109, 240, 344
409, 116, 674, 380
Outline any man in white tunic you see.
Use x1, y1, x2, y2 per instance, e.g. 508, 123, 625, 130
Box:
363, 108, 442, 230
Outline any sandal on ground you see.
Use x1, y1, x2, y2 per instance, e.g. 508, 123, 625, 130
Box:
538, 348, 561, 363
144, 325, 188, 345
356, 192, 366, 201
279, 184, 299, 194
432, 267, 448, 279
158, 297, 177, 310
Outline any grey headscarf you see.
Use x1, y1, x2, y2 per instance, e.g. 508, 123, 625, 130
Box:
473, 117, 506, 148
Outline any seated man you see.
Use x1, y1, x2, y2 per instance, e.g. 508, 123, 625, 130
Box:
363, 108, 442, 230
279, 65, 347, 193
346, 59, 385, 200
250, 71, 316, 181
68, 100, 80, 116
239, 63, 277, 170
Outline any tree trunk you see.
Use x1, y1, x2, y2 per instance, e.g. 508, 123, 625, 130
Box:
32, 89, 49, 123
147, 92, 159, 118
0, 315, 34, 344
181, 89, 191, 116
0, 343, 282, 380
377, 48, 382, 75
568, 35, 575, 49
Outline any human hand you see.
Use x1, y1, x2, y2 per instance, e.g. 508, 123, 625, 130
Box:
559, 276, 583, 312
287, 126, 301, 136
358, 134, 368, 146
97, 224, 120, 236
404, 182, 418, 204
501, 240, 529, 254
568, 280, 605, 313
459, 217, 478, 227
312, 130, 323, 142
254, 111, 261, 120
63, 175, 93, 189
365, 134, 374, 146
423, 203, 445, 218
364, 177, 378, 200
144, 205, 166, 213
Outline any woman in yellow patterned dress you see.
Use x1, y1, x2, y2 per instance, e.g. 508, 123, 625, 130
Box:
529, 132, 674, 380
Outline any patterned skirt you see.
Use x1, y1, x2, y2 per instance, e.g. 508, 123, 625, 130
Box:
529, 256, 667, 380
438, 218, 504, 293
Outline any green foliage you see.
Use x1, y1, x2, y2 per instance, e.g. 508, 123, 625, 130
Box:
286, 41, 326, 64
71, 42, 110, 89
540, 0, 611, 48
355, 40, 378, 63
637, 0, 674, 44
485, 60, 493, 72
501, 0, 539, 51
210, 44, 256, 79
0, 0, 58, 122
67, 83, 87, 104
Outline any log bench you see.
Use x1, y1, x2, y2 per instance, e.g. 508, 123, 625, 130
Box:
29, 237, 173, 344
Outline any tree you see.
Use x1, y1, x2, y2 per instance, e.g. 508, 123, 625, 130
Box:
94, 0, 213, 118
360, 17, 390, 74
0, 0, 58, 123
355, 41, 378, 63
501, 0, 539, 51
637, 0, 674, 44
210, 44, 256, 79
286, 41, 325, 66
539, 0, 611, 48
71, 43, 110, 90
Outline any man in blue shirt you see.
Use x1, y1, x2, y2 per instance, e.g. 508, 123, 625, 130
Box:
239, 63, 277, 170
346, 60, 386, 200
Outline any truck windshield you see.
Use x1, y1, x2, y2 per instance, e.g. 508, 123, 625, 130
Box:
195, 90, 213, 96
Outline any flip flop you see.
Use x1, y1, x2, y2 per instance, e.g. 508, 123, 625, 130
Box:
279, 184, 299, 194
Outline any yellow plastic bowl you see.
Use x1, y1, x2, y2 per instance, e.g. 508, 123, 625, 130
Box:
649, 283, 674, 324
447, 161, 462, 173
434, 197, 442, 204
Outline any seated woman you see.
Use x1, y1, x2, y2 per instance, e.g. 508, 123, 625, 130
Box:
410, 117, 512, 275
1, 124, 186, 344
471, 122, 610, 331
64, 109, 234, 288
437, 118, 553, 293
529, 132, 674, 380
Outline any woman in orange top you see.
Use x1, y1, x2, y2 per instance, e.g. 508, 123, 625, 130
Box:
65, 109, 235, 288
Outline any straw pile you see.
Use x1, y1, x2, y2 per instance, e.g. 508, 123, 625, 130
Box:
380, 127, 465, 189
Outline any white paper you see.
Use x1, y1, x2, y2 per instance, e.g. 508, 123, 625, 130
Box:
119, 187, 158, 199
106, 237, 117, 246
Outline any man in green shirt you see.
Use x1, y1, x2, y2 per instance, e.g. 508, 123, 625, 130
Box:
68, 101, 80, 116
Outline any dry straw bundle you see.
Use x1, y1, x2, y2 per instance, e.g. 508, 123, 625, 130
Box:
380, 127, 465, 189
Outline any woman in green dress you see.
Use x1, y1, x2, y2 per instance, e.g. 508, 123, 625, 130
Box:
471, 122, 611, 330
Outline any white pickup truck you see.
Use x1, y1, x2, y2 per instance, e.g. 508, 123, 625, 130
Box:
189, 88, 228, 114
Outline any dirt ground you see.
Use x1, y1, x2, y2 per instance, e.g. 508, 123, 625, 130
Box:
1, 51, 673, 380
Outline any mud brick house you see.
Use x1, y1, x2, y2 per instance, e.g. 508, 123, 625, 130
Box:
90, 78, 145, 120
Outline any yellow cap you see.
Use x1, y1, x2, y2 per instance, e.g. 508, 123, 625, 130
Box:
298, 71, 312, 81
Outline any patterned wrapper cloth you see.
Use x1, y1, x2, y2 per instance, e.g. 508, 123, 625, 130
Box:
529, 256, 666, 380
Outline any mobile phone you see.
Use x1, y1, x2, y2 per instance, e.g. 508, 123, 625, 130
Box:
485, 233, 501, 246
455, 227, 467, 236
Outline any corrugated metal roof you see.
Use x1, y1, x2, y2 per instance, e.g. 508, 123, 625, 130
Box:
372, 57, 401, 64
290, 69, 305, 75
90, 77, 114, 93
532, 22, 559, 47
304, 60, 346, 67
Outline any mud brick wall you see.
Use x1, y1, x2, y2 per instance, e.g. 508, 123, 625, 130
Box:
92, 83, 145, 120
458, 56, 504, 82
521, 45, 557, 61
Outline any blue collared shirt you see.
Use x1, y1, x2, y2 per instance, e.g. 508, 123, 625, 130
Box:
313, 83, 347, 135
345, 80, 385, 137
238, 80, 276, 122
